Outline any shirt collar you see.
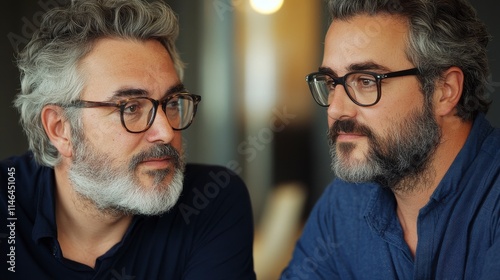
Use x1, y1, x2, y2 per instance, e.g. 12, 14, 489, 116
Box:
364, 185, 410, 251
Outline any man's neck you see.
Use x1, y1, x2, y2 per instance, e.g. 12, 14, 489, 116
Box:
393, 116, 473, 257
53, 164, 133, 268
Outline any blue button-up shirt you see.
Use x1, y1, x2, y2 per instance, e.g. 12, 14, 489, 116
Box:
282, 114, 500, 279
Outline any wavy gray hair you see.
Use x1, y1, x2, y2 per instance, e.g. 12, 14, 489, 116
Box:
327, 0, 491, 120
14, 0, 184, 167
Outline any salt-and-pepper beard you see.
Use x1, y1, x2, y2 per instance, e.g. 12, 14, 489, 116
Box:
68, 138, 185, 216
328, 102, 441, 192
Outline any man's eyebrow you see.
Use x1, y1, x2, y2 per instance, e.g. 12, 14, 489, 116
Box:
347, 62, 391, 72
111, 88, 148, 100
165, 83, 187, 96
318, 66, 336, 76
318, 62, 391, 77
108, 83, 187, 101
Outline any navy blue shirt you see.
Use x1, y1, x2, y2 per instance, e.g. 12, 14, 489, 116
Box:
282, 114, 500, 279
0, 153, 255, 279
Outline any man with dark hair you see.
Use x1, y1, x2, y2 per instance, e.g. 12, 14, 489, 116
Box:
282, 0, 500, 278
0, 1, 255, 279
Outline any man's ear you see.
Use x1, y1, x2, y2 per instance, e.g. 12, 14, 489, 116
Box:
41, 105, 73, 158
434, 66, 464, 117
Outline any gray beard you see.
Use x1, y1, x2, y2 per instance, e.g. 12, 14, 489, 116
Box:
68, 142, 184, 216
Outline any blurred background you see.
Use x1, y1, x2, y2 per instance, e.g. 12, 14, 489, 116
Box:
1, 0, 499, 279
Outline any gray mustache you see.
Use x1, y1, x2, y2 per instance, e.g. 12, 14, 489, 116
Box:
129, 144, 181, 171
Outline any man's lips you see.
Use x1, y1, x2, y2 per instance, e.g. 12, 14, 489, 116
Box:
139, 157, 173, 168
335, 132, 366, 141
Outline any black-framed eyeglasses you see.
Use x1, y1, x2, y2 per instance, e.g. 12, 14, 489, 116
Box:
60, 93, 201, 133
305, 68, 420, 107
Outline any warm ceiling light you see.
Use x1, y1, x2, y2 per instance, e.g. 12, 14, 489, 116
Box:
250, 0, 284, 15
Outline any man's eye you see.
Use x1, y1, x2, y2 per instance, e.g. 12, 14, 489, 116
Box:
350, 74, 376, 88
123, 102, 141, 114
166, 101, 180, 109
326, 78, 336, 90
360, 78, 376, 87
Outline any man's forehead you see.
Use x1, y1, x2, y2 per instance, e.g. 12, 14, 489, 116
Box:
78, 38, 179, 101
323, 14, 410, 73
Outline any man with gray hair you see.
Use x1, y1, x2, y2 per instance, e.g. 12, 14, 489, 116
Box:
0, 0, 255, 279
282, 0, 500, 279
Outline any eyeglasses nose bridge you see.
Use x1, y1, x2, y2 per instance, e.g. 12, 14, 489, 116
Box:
145, 99, 163, 128
335, 75, 350, 92
144, 98, 179, 135
152, 98, 172, 124
328, 75, 352, 102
